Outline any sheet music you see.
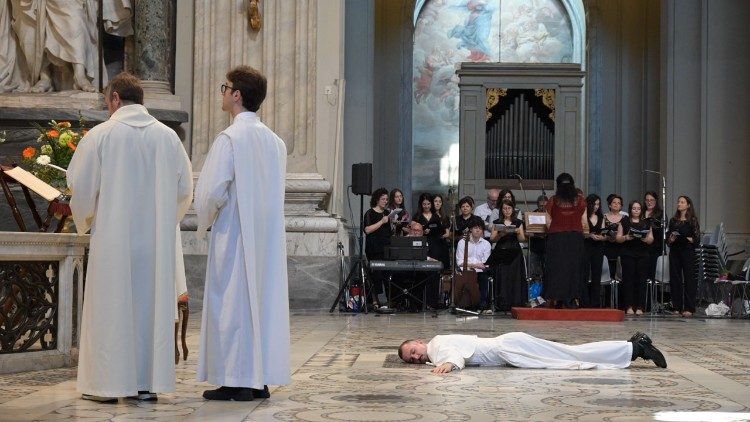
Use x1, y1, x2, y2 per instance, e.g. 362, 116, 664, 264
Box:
388, 208, 402, 219
528, 215, 546, 225
3, 167, 62, 201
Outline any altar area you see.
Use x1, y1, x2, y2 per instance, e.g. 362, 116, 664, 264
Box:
0, 0, 350, 381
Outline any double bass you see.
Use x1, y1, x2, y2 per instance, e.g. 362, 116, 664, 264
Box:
453, 231, 480, 309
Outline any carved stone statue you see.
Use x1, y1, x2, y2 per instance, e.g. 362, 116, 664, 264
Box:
0, 0, 29, 92
10, 0, 99, 92
5, 0, 132, 93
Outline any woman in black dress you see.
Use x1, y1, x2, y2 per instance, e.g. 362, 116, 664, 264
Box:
454, 196, 478, 236
389, 188, 410, 236
432, 193, 452, 269
603, 194, 625, 281
616, 200, 654, 315
582, 194, 607, 308
413, 193, 442, 238
489, 199, 527, 310
363, 187, 393, 307
667, 195, 700, 317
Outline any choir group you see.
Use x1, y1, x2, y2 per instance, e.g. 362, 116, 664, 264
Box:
362, 173, 699, 316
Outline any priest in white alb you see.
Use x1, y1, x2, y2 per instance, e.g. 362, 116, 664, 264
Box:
67, 72, 193, 402
195, 65, 291, 401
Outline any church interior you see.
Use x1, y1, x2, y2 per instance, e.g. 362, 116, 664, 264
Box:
1, 0, 749, 420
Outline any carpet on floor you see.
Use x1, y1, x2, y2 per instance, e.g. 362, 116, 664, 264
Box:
511, 307, 625, 321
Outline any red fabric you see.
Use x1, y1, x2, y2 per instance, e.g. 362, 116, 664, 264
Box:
547, 194, 586, 233
511, 307, 625, 322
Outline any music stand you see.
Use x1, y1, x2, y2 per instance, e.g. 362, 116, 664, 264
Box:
0, 164, 71, 232
330, 193, 372, 314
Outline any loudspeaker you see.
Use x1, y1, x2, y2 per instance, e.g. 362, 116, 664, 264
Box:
351, 163, 372, 195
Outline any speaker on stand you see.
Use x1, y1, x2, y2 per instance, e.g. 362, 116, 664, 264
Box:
351, 163, 372, 196
331, 163, 374, 313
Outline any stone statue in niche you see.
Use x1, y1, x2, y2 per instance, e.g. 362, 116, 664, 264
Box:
2, 0, 133, 93
0, 1, 29, 92
247, 0, 262, 32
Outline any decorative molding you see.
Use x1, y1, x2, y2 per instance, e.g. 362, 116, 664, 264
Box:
485, 88, 507, 121
534, 88, 556, 121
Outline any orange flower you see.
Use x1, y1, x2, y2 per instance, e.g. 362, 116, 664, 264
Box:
59, 121, 71, 128
22, 147, 37, 159
47, 129, 60, 138
67, 141, 77, 151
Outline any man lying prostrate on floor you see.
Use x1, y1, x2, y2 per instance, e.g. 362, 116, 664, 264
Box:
398, 332, 667, 374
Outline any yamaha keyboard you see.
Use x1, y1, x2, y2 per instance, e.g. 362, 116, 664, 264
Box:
369, 260, 443, 272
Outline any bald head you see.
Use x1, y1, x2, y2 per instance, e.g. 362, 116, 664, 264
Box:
487, 189, 500, 209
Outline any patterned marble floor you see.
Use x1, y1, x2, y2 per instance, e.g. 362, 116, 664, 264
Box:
1, 311, 750, 421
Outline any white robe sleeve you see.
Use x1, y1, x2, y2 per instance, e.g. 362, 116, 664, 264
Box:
433, 344, 466, 370
175, 141, 193, 222
66, 134, 101, 234
194, 134, 234, 235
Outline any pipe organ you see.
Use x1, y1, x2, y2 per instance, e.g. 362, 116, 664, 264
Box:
485, 88, 555, 183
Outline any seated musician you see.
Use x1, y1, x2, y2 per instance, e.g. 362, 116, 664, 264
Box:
455, 219, 491, 312
390, 222, 443, 311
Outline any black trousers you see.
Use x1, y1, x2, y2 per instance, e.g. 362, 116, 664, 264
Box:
604, 242, 620, 280
669, 247, 697, 312
620, 254, 649, 310
495, 252, 526, 310
582, 243, 604, 308
544, 232, 584, 303
365, 252, 387, 303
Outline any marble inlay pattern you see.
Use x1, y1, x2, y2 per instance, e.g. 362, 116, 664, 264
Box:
0, 313, 749, 421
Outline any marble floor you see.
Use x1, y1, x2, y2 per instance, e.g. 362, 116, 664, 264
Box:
1, 311, 750, 421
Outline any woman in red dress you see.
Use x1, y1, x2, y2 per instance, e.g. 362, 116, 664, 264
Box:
544, 173, 587, 308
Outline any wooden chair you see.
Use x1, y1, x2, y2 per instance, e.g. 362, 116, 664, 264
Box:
174, 293, 189, 363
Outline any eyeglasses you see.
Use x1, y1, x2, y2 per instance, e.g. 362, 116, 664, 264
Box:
220, 83, 238, 94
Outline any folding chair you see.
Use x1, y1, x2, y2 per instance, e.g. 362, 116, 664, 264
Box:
647, 254, 669, 314
729, 258, 750, 318
600, 256, 619, 309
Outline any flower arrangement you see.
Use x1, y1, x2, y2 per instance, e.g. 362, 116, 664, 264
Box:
21, 119, 87, 189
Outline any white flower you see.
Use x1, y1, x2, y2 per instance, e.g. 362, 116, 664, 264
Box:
36, 155, 51, 165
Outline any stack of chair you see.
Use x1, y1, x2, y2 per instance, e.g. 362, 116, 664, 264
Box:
696, 223, 728, 305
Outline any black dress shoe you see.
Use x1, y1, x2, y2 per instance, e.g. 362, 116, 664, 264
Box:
251, 385, 270, 399
127, 391, 157, 401
628, 331, 647, 343
202, 386, 253, 401
629, 332, 667, 368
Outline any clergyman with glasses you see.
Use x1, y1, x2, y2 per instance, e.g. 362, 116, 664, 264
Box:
194, 66, 291, 401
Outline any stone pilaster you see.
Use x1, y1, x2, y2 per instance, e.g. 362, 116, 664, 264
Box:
191, 0, 317, 172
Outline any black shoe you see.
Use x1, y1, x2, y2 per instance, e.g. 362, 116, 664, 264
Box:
251, 385, 270, 399
629, 332, 667, 368
127, 391, 157, 401
202, 386, 253, 401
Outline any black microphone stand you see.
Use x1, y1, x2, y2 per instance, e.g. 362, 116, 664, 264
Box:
644, 169, 668, 314
511, 174, 533, 305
